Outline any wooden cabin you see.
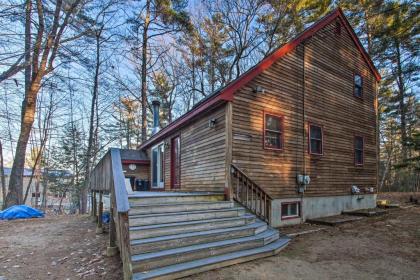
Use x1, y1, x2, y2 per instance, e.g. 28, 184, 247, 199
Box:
89, 9, 380, 279
136, 8, 380, 227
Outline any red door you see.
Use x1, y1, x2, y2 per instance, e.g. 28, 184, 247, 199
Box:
171, 136, 180, 189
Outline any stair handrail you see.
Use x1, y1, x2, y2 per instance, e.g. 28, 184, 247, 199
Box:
90, 148, 132, 279
230, 164, 272, 223
109, 148, 130, 212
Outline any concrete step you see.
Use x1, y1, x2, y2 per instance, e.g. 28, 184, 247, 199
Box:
130, 214, 256, 239
128, 192, 225, 205
131, 221, 267, 254
129, 201, 234, 215
131, 228, 279, 272
132, 237, 290, 280
129, 208, 245, 227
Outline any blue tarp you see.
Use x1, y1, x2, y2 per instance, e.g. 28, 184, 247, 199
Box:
102, 211, 110, 224
0, 205, 44, 220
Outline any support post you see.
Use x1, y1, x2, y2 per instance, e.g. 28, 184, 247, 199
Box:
90, 191, 94, 217
107, 192, 118, 256
96, 191, 103, 234
92, 191, 97, 222
119, 212, 133, 280
107, 205, 118, 256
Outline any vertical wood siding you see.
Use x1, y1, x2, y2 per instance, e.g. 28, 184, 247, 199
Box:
160, 105, 227, 192
231, 21, 377, 198
122, 164, 150, 182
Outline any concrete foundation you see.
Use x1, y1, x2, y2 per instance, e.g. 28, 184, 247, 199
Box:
271, 194, 377, 227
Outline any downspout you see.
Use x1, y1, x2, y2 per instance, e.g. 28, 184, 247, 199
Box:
300, 42, 307, 223
375, 81, 379, 194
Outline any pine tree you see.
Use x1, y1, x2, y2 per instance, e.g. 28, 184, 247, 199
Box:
258, 0, 332, 55
108, 97, 142, 149
375, 0, 418, 163
50, 123, 86, 211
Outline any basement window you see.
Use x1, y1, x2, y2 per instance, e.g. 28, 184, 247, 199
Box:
309, 124, 323, 155
281, 202, 300, 220
354, 74, 363, 98
354, 136, 364, 166
264, 113, 284, 150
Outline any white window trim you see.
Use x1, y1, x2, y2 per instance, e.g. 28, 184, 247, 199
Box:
151, 142, 165, 188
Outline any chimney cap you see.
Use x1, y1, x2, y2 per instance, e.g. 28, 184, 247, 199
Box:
152, 100, 160, 106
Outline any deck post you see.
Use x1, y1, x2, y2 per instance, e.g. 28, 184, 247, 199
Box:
96, 191, 104, 234
106, 202, 118, 256
224, 101, 233, 201
119, 212, 133, 280
90, 191, 94, 217
92, 191, 97, 222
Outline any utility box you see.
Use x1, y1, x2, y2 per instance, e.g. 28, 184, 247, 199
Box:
297, 174, 311, 186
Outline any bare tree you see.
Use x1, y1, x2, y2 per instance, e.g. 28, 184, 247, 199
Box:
0, 140, 6, 209
5, 0, 85, 207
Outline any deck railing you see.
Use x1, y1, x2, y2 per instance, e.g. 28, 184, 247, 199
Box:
89, 148, 132, 280
230, 164, 272, 223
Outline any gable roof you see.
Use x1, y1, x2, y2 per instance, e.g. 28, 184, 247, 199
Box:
139, 7, 380, 150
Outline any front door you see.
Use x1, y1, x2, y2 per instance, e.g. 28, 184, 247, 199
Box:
171, 136, 180, 189
151, 143, 164, 189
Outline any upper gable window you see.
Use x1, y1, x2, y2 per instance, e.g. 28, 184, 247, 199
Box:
309, 124, 323, 155
264, 113, 283, 150
335, 21, 341, 35
354, 74, 363, 98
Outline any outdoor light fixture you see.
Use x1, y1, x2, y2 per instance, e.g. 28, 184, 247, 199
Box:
208, 118, 217, 128
254, 85, 265, 94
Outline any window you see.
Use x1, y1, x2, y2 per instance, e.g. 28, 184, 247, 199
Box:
264, 113, 283, 150
354, 74, 363, 98
152, 143, 164, 188
32, 192, 40, 198
281, 202, 300, 220
335, 21, 341, 35
309, 124, 323, 155
354, 136, 364, 166
54, 192, 66, 198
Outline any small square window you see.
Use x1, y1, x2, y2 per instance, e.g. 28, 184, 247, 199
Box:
354, 74, 363, 98
32, 192, 40, 198
281, 202, 300, 219
309, 124, 323, 155
264, 113, 283, 150
354, 136, 364, 166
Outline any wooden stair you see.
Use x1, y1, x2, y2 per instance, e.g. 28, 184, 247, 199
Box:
127, 192, 290, 280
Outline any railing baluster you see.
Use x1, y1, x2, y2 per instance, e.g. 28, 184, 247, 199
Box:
246, 180, 249, 208
236, 174, 239, 200
264, 193, 267, 220
230, 164, 271, 224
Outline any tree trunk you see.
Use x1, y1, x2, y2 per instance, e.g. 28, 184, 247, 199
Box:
41, 169, 48, 209
395, 39, 408, 161
0, 141, 6, 209
82, 30, 102, 214
141, 0, 151, 143
6, 86, 39, 207
24, 0, 32, 94
5, 0, 33, 208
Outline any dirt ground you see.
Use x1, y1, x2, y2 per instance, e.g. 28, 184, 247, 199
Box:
1, 192, 419, 280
